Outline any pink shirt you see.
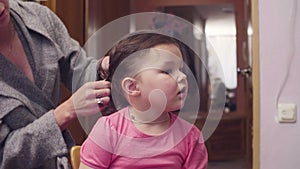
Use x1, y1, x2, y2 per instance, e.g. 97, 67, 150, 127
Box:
81, 107, 208, 169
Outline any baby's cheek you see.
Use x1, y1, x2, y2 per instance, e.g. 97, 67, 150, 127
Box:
163, 81, 179, 94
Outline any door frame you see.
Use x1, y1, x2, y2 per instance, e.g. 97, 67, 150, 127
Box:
251, 0, 260, 168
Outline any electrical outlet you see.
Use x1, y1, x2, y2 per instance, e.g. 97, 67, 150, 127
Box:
277, 103, 297, 123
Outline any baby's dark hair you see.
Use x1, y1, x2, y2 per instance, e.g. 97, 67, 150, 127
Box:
97, 33, 183, 115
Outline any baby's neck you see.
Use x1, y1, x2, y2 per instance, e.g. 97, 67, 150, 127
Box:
128, 107, 171, 135
129, 107, 170, 124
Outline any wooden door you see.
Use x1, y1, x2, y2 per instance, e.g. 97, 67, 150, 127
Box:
85, 0, 131, 40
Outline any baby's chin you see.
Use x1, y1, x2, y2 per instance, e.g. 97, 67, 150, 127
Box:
166, 104, 186, 113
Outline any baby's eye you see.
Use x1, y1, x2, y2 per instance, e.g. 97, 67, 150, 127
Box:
160, 69, 173, 74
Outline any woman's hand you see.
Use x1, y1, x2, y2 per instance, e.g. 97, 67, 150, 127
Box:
70, 80, 110, 116
54, 80, 111, 130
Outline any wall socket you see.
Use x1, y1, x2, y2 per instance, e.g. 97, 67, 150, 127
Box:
277, 103, 297, 123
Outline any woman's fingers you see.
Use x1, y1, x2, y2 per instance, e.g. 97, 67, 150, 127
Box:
94, 80, 111, 89
96, 96, 110, 108
95, 88, 110, 98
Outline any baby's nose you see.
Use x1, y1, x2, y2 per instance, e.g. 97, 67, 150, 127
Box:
176, 71, 187, 83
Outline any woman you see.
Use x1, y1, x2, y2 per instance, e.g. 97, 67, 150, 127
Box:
0, 0, 110, 168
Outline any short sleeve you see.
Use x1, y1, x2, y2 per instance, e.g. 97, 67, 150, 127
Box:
80, 137, 113, 169
80, 117, 116, 168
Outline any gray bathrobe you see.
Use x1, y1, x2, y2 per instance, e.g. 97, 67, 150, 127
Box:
0, 0, 98, 168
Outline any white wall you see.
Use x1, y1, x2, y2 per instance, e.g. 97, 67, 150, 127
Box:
259, 0, 300, 168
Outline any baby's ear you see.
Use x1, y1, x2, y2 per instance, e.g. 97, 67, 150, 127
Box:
122, 77, 140, 96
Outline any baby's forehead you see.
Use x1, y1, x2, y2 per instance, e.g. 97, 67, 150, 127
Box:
152, 44, 182, 58
132, 47, 182, 67
121, 48, 181, 77
111, 46, 185, 81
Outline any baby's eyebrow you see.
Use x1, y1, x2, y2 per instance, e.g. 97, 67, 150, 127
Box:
161, 60, 182, 68
163, 60, 176, 65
